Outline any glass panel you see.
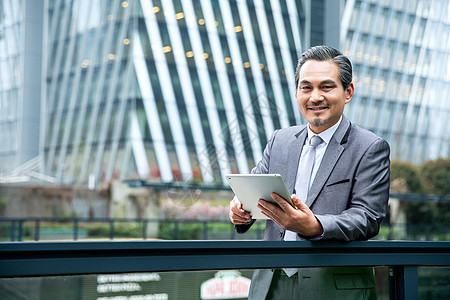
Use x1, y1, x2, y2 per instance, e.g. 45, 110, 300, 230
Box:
1, 266, 428, 300
0, 270, 254, 300
418, 267, 450, 299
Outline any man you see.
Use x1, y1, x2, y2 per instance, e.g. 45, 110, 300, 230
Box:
229, 46, 390, 299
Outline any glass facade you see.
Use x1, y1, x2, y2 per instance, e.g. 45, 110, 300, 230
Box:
0, 0, 449, 187
0, 0, 43, 182
41, 0, 305, 186
0, 0, 25, 174
341, 0, 450, 164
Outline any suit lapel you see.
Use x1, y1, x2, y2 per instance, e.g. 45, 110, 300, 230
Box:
285, 127, 307, 194
305, 116, 351, 207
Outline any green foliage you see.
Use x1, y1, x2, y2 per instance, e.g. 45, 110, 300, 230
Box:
158, 222, 203, 240
0, 195, 10, 207
420, 158, 450, 195
207, 222, 232, 232
0, 195, 11, 216
390, 159, 449, 230
86, 222, 143, 238
0, 223, 11, 241
406, 202, 437, 225
390, 160, 423, 193
390, 158, 450, 195
434, 202, 450, 224
86, 224, 110, 237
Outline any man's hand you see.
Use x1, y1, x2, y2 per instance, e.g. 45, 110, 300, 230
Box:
229, 196, 253, 224
257, 193, 323, 237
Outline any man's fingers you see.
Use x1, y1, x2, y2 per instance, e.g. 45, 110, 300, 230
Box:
271, 192, 295, 212
257, 199, 285, 223
229, 209, 251, 224
295, 197, 309, 210
258, 200, 279, 221
229, 197, 252, 224
231, 198, 249, 216
230, 213, 251, 224
291, 194, 301, 208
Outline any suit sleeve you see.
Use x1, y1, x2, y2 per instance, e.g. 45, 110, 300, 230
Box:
314, 138, 390, 241
235, 130, 279, 234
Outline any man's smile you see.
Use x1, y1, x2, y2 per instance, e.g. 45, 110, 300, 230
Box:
307, 104, 329, 112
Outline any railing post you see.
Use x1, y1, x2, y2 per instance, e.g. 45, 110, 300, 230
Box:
174, 220, 179, 240
109, 220, 114, 240
142, 219, 147, 240
34, 219, 40, 241
18, 220, 24, 241
73, 219, 79, 241
10, 220, 16, 241
203, 221, 208, 240
390, 266, 418, 300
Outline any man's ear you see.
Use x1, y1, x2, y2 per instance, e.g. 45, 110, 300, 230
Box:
345, 82, 354, 104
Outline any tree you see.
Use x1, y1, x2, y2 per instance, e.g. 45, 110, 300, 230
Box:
420, 158, 450, 195
390, 161, 432, 228
390, 160, 423, 193
420, 158, 450, 225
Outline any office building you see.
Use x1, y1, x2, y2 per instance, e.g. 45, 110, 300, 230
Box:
0, 0, 448, 187
0, 0, 43, 180
341, 0, 450, 164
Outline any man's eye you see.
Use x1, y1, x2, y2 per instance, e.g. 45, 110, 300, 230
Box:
301, 86, 311, 90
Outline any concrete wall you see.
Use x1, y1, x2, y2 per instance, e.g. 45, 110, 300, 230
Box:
0, 181, 163, 220
0, 184, 110, 218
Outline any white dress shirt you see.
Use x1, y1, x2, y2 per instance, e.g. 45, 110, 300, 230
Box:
299, 116, 343, 194
284, 116, 343, 242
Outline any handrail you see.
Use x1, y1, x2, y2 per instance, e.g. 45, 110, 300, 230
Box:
1, 240, 448, 276
0, 240, 449, 300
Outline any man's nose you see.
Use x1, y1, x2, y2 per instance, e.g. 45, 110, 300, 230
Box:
310, 89, 324, 101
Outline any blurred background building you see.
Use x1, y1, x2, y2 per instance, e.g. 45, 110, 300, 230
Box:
0, 0, 449, 187
0, 0, 43, 182
341, 0, 450, 165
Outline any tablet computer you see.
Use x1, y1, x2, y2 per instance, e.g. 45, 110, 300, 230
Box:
226, 174, 294, 219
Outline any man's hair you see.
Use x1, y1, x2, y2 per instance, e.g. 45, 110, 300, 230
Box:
295, 45, 353, 90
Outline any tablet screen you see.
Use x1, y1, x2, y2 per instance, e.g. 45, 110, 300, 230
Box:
226, 174, 293, 219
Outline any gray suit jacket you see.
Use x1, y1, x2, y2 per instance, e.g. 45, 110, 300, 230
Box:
237, 115, 390, 299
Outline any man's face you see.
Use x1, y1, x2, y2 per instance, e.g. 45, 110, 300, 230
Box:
296, 60, 354, 133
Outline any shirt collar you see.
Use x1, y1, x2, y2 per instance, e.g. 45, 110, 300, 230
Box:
307, 116, 343, 145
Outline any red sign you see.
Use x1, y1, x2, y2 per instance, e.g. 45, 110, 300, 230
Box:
201, 271, 251, 299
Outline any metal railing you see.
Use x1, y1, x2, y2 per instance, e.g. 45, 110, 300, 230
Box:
0, 217, 265, 241
0, 240, 449, 300
1, 217, 448, 242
